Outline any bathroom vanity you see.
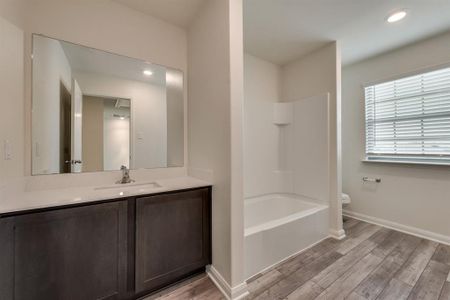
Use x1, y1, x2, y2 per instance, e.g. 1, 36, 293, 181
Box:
0, 181, 212, 300
0, 31, 213, 299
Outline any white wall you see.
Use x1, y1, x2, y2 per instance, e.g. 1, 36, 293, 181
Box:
342, 30, 450, 241
32, 36, 72, 174
281, 42, 343, 237
243, 54, 281, 198
103, 102, 130, 171
284, 94, 330, 205
0, 17, 24, 182
104, 117, 130, 170
73, 71, 167, 170
188, 0, 246, 294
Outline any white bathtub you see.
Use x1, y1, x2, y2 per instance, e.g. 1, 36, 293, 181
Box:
244, 194, 329, 279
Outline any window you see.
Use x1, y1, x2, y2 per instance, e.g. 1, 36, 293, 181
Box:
365, 66, 450, 165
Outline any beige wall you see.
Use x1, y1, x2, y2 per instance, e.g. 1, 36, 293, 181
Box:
342, 30, 450, 241
188, 0, 246, 294
281, 42, 343, 238
0, 16, 24, 181
0, 0, 25, 27
82, 96, 104, 172
25, 0, 187, 71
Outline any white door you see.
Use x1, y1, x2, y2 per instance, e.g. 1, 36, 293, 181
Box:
71, 79, 83, 172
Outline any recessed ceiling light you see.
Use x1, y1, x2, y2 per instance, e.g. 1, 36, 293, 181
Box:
143, 70, 153, 76
387, 10, 407, 23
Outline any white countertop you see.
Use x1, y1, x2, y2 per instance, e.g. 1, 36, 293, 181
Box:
0, 176, 211, 216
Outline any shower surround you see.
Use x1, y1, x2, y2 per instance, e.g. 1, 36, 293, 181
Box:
244, 92, 333, 279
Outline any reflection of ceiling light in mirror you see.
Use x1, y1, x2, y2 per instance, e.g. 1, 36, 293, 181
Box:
387, 10, 407, 23
166, 72, 183, 86
74, 113, 82, 118
143, 70, 153, 76
113, 114, 129, 119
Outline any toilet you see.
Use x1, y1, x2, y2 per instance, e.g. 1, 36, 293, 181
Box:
342, 193, 351, 205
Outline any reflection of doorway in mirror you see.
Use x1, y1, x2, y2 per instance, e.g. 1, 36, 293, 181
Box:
71, 79, 83, 173
81, 96, 131, 172
82, 96, 103, 172
59, 81, 72, 174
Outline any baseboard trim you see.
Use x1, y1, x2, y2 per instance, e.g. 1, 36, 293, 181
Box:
231, 282, 249, 300
329, 228, 346, 240
206, 265, 249, 300
343, 210, 450, 246
245, 234, 331, 282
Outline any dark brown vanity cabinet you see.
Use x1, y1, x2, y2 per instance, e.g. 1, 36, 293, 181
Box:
135, 189, 211, 294
0, 187, 212, 300
0, 201, 129, 300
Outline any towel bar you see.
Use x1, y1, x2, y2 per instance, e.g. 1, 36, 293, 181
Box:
362, 177, 381, 183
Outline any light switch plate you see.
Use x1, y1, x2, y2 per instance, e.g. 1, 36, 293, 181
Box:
3, 140, 12, 160
137, 131, 143, 140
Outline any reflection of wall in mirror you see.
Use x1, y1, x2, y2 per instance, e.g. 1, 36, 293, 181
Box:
103, 99, 130, 171
32, 36, 174, 174
73, 71, 168, 170
166, 69, 184, 167
32, 36, 72, 174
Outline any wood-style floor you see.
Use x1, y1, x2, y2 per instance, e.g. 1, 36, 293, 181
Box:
144, 218, 450, 300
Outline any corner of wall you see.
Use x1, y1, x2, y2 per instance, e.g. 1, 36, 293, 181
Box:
206, 265, 249, 300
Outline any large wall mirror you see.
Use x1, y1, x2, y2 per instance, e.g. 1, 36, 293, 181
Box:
32, 34, 184, 175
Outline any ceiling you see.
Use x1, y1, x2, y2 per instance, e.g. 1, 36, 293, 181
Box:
244, 0, 450, 66
114, 0, 206, 28
60, 39, 167, 86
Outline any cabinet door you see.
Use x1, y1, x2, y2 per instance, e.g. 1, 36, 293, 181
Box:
135, 188, 211, 294
0, 201, 128, 300
0, 218, 14, 300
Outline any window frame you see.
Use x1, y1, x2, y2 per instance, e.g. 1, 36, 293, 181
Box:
363, 63, 450, 166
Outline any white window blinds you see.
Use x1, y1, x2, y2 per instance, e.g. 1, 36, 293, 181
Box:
365, 66, 450, 164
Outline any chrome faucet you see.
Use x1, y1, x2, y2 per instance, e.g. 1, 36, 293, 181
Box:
117, 165, 134, 184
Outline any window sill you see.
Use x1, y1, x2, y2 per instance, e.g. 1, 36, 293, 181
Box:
362, 158, 450, 167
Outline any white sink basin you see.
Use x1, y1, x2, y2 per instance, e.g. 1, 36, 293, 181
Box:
94, 182, 162, 191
